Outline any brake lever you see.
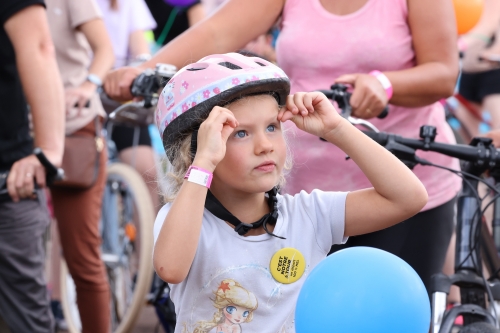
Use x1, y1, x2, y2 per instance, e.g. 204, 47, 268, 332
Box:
347, 117, 380, 133
108, 100, 157, 127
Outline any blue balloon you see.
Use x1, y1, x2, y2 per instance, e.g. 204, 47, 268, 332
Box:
295, 247, 430, 333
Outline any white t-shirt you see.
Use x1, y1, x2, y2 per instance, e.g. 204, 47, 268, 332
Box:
153, 189, 348, 333
96, 0, 156, 67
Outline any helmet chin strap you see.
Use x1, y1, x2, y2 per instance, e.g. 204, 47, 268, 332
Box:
204, 187, 285, 239
190, 129, 198, 160
191, 131, 284, 239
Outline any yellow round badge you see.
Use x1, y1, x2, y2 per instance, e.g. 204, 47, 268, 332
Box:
270, 247, 306, 284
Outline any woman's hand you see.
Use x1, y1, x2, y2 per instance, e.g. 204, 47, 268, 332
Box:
278, 92, 343, 138
64, 81, 96, 116
484, 129, 500, 147
104, 66, 143, 101
192, 106, 239, 171
459, 34, 494, 73
335, 73, 388, 119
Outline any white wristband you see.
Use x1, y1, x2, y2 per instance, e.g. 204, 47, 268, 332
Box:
184, 166, 213, 188
369, 70, 393, 100
86, 73, 103, 86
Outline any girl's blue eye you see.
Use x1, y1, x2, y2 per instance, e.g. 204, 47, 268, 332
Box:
243, 311, 249, 317
267, 125, 276, 132
226, 306, 236, 314
235, 130, 246, 138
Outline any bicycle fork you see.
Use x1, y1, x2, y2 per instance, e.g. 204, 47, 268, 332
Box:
431, 178, 497, 332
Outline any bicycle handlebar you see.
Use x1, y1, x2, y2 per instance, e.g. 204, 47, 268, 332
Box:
319, 83, 389, 119
320, 84, 500, 170
33, 148, 65, 184
129, 63, 177, 107
363, 127, 500, 170
108, 64, 177, 127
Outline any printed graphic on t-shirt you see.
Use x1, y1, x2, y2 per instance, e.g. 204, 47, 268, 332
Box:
183, 279, 258, 333
178, 262, 296, 333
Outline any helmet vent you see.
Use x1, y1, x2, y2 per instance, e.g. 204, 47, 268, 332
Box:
186, 67, 205, 71
255, 61, 266, 67
218, 62, 242, 70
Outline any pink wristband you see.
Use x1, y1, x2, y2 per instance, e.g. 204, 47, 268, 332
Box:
369, 70, 393, 100
184, 165, 213, 188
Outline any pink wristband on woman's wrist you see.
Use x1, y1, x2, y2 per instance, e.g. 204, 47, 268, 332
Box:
369, 70, 393, 100
184, 165, 213, 188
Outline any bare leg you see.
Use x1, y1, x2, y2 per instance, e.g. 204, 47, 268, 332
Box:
482, 94, 500, 130
119, 146, 161, 213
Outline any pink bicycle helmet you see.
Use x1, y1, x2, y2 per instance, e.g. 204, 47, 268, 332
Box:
155, 52, 290, 161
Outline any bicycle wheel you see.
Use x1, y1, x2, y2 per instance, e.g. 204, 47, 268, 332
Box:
61, 162, 156, 333
459, 322, 500, 333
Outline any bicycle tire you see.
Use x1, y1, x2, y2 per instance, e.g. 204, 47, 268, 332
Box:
60, 162, 155, 333
458, 322, 500, 333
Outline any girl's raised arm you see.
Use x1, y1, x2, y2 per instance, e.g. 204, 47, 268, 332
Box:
153, 107, 238, 284
280, 92, 428, 237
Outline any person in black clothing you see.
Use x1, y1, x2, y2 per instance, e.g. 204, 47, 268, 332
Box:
145, 0, 204, 47
0, 1, 64, 331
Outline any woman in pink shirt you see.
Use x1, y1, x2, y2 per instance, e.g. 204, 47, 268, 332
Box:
104, 0, 459, 294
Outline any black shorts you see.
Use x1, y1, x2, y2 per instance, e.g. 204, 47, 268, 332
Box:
110, 124, 152, 152
329, 198, 456, 297
459, 68, 500, 103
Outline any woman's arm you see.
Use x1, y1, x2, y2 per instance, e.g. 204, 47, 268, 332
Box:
337, 0, 459, 117
187, 3, 205, 26
143, 0, 282, 67
65, 18, 114, 110
104, 0, 284, 100
5, 5, 65, 200
128, 30, 151, 58
79, 18, 115, 85
385, 0, 459, 106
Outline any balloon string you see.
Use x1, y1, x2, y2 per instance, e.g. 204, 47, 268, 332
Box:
156, 6, 180, 47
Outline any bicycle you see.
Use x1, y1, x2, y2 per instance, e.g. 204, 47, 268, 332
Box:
443, 52, 498, 145
443, 92, 492, 144
323, 84, 500, 333
59, 63, 177, 333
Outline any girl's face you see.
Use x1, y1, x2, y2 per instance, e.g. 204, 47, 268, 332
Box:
224, 304, 251, 324
212, 95, 286, 194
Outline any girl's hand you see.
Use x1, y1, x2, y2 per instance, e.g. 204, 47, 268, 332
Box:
335, 73, 388, 119
192, 106, 239, 171
278, 92, 343, 138
64, 81, 96, 116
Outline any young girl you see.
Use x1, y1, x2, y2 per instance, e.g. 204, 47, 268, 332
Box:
153, 53, 428, 332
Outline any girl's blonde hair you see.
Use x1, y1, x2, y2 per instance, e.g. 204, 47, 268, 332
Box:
162, 94, 293, 202
192, 279, 258, 332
